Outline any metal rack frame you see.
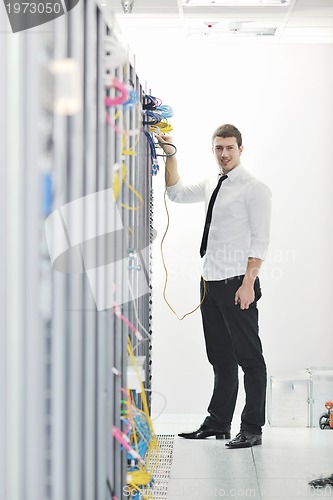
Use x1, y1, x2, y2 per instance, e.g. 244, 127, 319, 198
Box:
0, 2, 153, 498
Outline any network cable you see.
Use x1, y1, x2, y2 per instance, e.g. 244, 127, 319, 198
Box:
142, 110, 162, 126
160, 158, 207, 320
104, 77, 129, 106
120, 163, 144, 210
123, 88, 139, 108
106, 478, 118, 500
142, 94, 162, 110
144, 131, 177, 175
127, 280, 151, 340
155, 140, 177, 158
156, 104, 174, 118
111, 125, 144, 210
116, 337, 159, 499
121, 387, 133, 434
143, 96, 207, 317
150, 120, 173, 134
144, 130, 159, 176
113, 302, 143, 343
127, 337, 160, 473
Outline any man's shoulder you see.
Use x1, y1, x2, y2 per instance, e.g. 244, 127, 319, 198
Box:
237, 169, 272, 202
239, 168, 271, 192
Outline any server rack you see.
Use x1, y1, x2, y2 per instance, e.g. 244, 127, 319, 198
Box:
0, 2, 154, 499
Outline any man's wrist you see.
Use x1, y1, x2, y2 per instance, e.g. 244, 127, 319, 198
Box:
242, 277, 256, 287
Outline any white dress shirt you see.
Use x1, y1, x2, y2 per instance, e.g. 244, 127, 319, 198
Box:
166, 164, 272, 281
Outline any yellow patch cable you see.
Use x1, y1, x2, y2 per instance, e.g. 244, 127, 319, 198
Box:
127, 337, 160, 471
160, 160, 207, 320
112, 121, 144, 210
123, 337, 159, 498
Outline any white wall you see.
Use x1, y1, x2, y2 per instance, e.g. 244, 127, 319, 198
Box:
118, 26, 333, 415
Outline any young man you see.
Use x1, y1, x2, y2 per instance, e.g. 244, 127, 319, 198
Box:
157, 124, 272, 448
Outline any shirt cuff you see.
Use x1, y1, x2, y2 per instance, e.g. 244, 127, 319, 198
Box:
248, 241, 269, 261
166, 179, 183, 200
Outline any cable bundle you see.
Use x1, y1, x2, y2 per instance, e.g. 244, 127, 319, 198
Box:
105, 79, 139, 108
142, 94, 162, 110
112, 300, 158, 499
156, 104, 173, 118
150, 120, 173, 134
105, 77, 129, 107
112, 133, 144, 209
121, 338, 160, 500
142, 95, 174, 132
123, 88, 139, 108
143, 130, 159, 176
142, 110, 162, 126
124, 407, 151, 461
142, 94, 176, 175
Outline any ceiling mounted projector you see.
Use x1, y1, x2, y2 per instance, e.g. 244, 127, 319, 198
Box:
183, 0, 289, 6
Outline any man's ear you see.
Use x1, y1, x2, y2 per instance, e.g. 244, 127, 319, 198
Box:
239, 145, 244, 154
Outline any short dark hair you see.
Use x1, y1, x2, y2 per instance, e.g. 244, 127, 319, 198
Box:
212, 124, 242, 148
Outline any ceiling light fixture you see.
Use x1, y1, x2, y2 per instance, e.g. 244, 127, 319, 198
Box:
183, 0, 289, 6
121, 0, 134, 13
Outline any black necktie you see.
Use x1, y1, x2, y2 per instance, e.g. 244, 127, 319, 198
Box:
200, 174, 228, 258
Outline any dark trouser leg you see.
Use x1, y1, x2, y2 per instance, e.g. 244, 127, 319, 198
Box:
200, 280, 238, 431
222, 277, 266, 434
201, 277, 266, 435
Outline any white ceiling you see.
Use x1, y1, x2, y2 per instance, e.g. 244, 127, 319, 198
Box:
112, 0, 333, 42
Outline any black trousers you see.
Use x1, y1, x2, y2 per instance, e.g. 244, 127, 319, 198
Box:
200, 275, 266, 435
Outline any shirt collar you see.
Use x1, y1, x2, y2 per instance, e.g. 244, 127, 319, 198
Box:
219, 163, 243, 182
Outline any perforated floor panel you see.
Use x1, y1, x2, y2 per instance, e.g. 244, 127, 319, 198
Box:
143, 434, 175, 499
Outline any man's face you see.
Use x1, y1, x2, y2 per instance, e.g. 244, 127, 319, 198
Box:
212, 136, 243, 174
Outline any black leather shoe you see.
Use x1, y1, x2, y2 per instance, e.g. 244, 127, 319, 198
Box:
309, 475, 333, 488
178, 424, 230, 440
225, 431, 262, 448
